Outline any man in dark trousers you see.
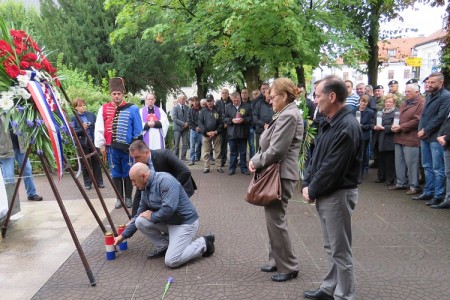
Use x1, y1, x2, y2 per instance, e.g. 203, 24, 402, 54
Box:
129, 140, 196, 217
414, 72, 450, 206
223, 92, 252, 175
215, 89, 232, 168
302, 76, 363, 300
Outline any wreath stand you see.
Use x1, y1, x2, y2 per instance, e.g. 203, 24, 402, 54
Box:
1, 87, 132, 286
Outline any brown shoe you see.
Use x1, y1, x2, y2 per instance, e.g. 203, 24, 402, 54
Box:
406, 189, 420, 195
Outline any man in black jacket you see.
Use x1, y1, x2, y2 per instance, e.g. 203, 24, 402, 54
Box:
252, 88, 274, 151
215, 89, 232, 168
223, 92, 252, 175
198, 96, 223, 173
129, 140, 197, 217
302, 76, 363, 300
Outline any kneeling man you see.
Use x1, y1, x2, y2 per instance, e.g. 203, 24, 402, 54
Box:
114, 162, 215, 267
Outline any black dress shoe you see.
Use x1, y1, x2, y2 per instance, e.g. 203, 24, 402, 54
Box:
85, 185, 92, 190
28, 194, 43, 201
147, 248, 167, 259
374, 179, 384, 183
229, 170, 235, 176
425, 197, 443, 206
202, 233, 215, 257
203, 169, 210, 174
412, 193, 433, 201
271, 270, 298, 282
431, 200, 450, 209
217, 168, 224, 173
304, 288, 334, 300
242, 170, 250, 175
98, 183, 105, 188
260, 265, 277, 272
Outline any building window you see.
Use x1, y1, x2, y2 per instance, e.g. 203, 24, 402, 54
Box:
404, 69, 410, 79
388, 70, 394, 80
412, 49, 417, 56
388, 49, 396, 57
343, 72, 349, 81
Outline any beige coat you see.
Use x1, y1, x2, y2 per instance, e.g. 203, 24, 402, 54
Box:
251, 102, 303, 181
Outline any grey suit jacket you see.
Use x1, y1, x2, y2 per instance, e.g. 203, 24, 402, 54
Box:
172, 104, 190, 132
251, 102, 303, 181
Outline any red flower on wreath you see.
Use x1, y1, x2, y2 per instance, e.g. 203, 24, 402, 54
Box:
3, 57, 20, 78
0, 40, 13, 57
41, 58, 56, 74
10, 29, 28, 39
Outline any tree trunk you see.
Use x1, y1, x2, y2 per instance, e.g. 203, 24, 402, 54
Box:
367, 2, 382, 87
242, 64, 260, 94
194, 62, 208, 98
295, 64, 305, 85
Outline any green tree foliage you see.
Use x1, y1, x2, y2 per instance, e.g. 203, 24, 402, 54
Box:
0, 0, 40, 33
107, 0, 367, 92
37, 0, 189, 103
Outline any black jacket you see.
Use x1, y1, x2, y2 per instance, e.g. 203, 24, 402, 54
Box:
359, 108, 375, 141
419, 87, 450, 142
223, 102, 252, 139
215, 98, 232, 118
372, 109, 397, 152
302, 106, 363, 199
439, 106, 450, 151
187, 107, 201, 130
71, 111, 96, 147
253, 99, 274, 134
198, 107, 223, 135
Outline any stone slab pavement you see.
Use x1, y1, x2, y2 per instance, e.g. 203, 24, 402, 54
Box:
2, 164, 450, 300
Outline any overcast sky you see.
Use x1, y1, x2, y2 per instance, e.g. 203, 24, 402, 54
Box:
381, 3, 447, 37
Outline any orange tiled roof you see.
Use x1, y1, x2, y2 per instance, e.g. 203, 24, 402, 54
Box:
414, 28, 446, 47
378, 37, 426, 63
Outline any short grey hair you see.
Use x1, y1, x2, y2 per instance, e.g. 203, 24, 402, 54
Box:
405, 84, 420, 92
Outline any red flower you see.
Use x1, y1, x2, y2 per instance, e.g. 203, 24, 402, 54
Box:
0, 40, 13, 57
32, 62, 42, 70
30, 40, 41, 52
41, 58, 56, 74
21, 53, 38, 62
3, 60, 20, 78
20, 60, 31, 69
10, 29, 28, 39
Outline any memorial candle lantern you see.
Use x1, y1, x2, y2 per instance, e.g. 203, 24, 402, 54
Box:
355, 111, 361, 124
117, 225, 128, 250
376, 111, 383, 127
393, 111, 400, 126
104, 232, 116, 260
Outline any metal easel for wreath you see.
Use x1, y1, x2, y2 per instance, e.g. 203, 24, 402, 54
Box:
1, 86, 132, 286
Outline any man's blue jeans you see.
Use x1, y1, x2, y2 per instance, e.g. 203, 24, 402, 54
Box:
421, 140, 445, 198
228, 138, 247, 172
248, 127, 255, 159
189, 129, 202, 162
14, 148, 38, 197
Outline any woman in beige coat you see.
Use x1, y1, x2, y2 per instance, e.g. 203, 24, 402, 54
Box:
249, 78, 304, 282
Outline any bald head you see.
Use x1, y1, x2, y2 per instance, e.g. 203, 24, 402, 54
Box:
129, 162, 151, 190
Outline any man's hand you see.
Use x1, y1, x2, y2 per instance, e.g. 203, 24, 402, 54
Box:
248, 160, 256, 173
391, 125, 401, 132
302, 187, 315, 204
147, 121, 155, 128
417, 129, 426, 139
437, 135, 447, 147
100, 146, 107, 164
114, 234, 125, 246
139, 210, 152, 220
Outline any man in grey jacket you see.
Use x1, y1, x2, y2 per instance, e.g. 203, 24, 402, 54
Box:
115, 163, 215, 267
171, 94, 190, 160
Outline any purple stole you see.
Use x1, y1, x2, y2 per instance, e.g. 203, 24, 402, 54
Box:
141, 105, 165, 149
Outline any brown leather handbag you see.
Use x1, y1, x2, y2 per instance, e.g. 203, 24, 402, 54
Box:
245, 162, 282, 206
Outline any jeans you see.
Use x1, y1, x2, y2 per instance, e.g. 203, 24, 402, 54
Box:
444, 150, 450, 201
14, 148, 37, 197
421, 140, 445, 198
228, 138, 247, 172
0, 157, 15, 184
189, 129, 202, 162
248, 127, 255, 159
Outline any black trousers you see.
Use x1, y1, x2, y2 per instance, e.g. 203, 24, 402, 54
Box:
81, 145, 103, 187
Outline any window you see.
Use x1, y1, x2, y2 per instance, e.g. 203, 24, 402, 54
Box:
388, 70, 394, 80
343, 72, 349, 81
388, 49, 396, 57
404, 69, 410, 79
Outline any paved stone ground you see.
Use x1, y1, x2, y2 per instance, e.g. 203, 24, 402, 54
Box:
30, 165, 450, 300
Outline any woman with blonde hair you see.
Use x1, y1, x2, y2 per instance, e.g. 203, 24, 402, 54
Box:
249, 78, 304, 282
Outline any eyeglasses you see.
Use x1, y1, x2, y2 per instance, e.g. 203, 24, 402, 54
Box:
268, 94, 280, 101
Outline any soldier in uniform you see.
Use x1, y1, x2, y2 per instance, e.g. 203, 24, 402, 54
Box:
95, 77, 143, 209
388, 80, 405, 107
